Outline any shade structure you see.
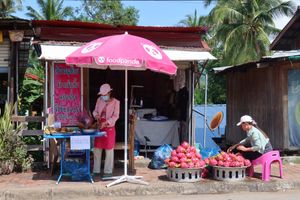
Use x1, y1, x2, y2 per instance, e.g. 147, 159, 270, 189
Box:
66, 32, 177, 187
39, 44, 216, 61
66, 32, 177, 74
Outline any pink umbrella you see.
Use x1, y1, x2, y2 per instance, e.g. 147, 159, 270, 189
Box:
66, 32, 177, 74
66, 32, 177, 187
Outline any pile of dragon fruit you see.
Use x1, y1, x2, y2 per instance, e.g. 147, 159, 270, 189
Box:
164, 142, 206, 169
164, 142, 251, 169
204, 151, 251, 167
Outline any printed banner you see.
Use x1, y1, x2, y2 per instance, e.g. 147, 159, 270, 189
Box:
288, 69, 300, 147
54, 63, 81, 126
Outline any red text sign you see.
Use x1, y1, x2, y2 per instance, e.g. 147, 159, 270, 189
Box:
54, 63, 81, 126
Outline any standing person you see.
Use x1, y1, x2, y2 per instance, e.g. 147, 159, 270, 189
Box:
227, 115, 273, 161
92, 83, 120, 178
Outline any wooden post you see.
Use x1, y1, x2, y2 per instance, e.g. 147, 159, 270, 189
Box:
8, 42, 17, 104
128, 111, 136, 173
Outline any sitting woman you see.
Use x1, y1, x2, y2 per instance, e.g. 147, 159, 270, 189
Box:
227, 115, 273, 161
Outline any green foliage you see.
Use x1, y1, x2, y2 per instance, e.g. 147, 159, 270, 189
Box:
207, 0, 296, 65
194, 84, 204, 105
194, 72, 226, 105
178, 10, 207, 27
193, 0, 295, 104
26, 0, 73, 20
74, 0, 139, 25
19, 50, 44, 114
0, 102, 33, 172
179, 9, 226, 105
206, 48, 226, 104
194, 48, 226, 105
0, 0, 23, 18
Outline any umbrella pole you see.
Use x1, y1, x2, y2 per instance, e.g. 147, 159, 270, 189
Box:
105, 68, 148, 187
124, 67, 128, 176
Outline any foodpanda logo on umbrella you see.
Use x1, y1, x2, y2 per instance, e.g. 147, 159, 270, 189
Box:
81, 42, 102, 54
98, 56, 105, 63
97, 56, 140, 66
142, 44, 162, 60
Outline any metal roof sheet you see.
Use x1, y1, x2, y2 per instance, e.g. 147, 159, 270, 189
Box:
31, 20, 209, 50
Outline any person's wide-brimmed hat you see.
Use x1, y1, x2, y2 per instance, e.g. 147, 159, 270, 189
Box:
236, 115, 254, 126
98, 83, 112, 95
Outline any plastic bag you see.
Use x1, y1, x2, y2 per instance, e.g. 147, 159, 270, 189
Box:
199, 147, 220, 160
194, 143, 220, 159
77, 109, 95, 129
134, 139, 140, 156
148, 144, 173, 169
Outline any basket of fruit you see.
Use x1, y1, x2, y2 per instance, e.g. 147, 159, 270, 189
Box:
206, 152, 251, 181
165, 142, 206, 182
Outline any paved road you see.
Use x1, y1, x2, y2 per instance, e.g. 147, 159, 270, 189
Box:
54, 190, 300, 200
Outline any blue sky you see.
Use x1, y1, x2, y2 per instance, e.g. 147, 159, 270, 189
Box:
122, 0, 215, 26
15, 0, 213, 26
15, 0, 299, 28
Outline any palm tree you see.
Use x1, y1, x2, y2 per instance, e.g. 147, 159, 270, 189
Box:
0, 0, 22, 18
207, 0, 296, 65
178, 10, 207, 27
25, 0, 73, 20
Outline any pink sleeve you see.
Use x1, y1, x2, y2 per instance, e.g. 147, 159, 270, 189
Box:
93, 98, 100, 119
107, 99, 120, 126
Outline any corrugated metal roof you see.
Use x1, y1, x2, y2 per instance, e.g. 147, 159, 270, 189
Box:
264, 50, 300, 59
0, 17, 34, 38
32, 20, 207, 33
213, 50, 300, 73
32, 20, 209, 50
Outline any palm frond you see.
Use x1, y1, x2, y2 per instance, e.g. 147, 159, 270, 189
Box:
26, 0, 73, 20
266, 0, 296, 19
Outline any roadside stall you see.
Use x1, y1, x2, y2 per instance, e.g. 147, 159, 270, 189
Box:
65, 32, 179, 186
32, 20, 216, 183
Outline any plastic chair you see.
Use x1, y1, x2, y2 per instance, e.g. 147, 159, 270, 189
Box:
248, 150, 283, 181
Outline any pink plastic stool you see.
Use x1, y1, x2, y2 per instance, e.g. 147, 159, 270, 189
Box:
248, 150, 283, 181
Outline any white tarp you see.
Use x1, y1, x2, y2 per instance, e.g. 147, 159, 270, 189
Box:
39, 45, 79, 61
39, 45, 216, 61
163, 49, 216, 61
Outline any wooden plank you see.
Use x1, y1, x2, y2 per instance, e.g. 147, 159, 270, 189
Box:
11, 115, 45, 123
20, 130, 44, 136
139, 149, 156, 153
27, 145, 43, 151
115, 142, 131, 150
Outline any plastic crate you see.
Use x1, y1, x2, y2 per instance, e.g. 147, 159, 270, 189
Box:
167, 167, 202, 182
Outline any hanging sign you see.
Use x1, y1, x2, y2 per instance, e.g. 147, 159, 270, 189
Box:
54, 63, 81, 126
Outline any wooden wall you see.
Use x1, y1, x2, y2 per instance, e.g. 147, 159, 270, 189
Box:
225, 60, 300, 150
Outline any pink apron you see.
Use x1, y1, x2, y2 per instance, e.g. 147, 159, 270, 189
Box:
94, 118, 116, 150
